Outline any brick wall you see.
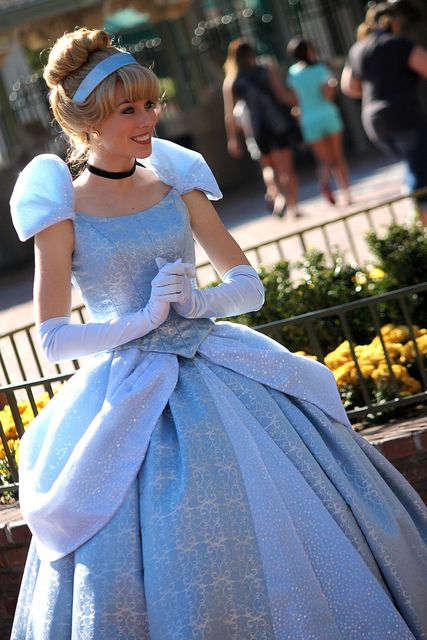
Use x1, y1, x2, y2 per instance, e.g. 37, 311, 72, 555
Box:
0, 513, 30, 639
364, 413, 427, 503
1, 414, 426, 636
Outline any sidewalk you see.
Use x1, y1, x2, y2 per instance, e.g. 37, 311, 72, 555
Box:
0, 149, 409, 335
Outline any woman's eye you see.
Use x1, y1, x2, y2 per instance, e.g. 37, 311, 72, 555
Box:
144, 101, 156, 111
121, 106, 135, 114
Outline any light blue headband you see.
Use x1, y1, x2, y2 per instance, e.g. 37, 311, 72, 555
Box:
72, 52, 139, 104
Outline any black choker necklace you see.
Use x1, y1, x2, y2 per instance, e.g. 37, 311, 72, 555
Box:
87, 160, 144, 179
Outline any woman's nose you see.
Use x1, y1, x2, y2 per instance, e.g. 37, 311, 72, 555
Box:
137, 108, 157, 126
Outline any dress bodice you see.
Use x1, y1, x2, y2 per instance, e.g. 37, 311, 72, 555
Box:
72, 188, 213, 357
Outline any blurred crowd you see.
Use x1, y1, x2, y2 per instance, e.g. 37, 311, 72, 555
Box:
222, 0, 427, 223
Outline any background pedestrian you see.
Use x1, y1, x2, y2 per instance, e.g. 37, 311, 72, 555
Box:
223, 39, 300, 218
341, 1, 427, 223
287, 37, 351, 207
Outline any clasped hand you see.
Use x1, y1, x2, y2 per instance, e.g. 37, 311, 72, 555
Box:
147, 258, 195, 327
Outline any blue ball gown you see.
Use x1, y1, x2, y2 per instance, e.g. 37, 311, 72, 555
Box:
9, 139, 427, 639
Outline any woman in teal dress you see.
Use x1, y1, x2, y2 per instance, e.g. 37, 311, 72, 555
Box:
287, 37, 351, 206
9, 27, 427, 639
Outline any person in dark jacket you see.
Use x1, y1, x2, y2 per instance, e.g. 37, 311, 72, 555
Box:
341, 1, 427, 223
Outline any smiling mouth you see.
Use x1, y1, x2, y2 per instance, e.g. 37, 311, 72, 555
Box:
131, 134, 151, 144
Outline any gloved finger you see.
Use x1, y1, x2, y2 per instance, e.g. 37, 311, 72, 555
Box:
155, 257, 182, 271
155, 257, 168, 270
167, 293, 188, 303
155, 256, 184, 269
155, 258, 195, 278
152, 271, 188, 288
153, 283, 185, 297
159, 261, 194, 276
183, 264, 196, 277
175, 290, 191, 304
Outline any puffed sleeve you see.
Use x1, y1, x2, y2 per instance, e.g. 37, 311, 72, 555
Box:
10, 154, 75, 242
144, 138, 223, 200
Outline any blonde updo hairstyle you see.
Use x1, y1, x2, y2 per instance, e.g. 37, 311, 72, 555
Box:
44, 28, 160, 164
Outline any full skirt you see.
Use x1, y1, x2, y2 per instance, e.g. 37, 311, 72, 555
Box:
11, 354, 427, 639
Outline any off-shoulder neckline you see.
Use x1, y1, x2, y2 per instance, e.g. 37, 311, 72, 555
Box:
74, 187, 174, 221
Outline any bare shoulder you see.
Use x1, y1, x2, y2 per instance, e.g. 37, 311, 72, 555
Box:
137, 169, 173, 209
140, 166, 170, 191
72, 171, 91, 208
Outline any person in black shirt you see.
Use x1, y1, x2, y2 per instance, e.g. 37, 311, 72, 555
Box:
341, 1, 427, 223
223, 39, 300, 218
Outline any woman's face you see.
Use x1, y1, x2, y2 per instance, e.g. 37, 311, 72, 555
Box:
92, 80, 160, 163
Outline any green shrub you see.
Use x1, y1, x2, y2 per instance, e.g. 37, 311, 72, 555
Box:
215, 222, 427, 424
366, 223, 427, 287
366, 223, 427, 327
214, 223, 427, 356
227, 250, 375, 354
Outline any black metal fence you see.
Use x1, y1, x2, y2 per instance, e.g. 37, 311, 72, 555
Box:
255, 281, 427, 420
196, 186, 427, 285
0, 307, 86, 387
0, 374, 71, 496
1, 281, 426, 497
3, 184, 415, 387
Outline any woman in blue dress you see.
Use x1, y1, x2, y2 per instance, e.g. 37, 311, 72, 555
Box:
9, 27, 427, 639
287, 37, 351, 206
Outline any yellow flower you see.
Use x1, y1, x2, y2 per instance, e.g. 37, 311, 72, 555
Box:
386, 326, 410, 344
333, 361, 357, 387
353, 271, 367, 286
417, 334, 427, 355
324, 340, 354, 370
335, 340, 352, 354
399, 341, 415, 364
325, 352, 350, 370
294, 351, 318, 361
360, 363, 375, 377
371, 363, 421, 394
321, 324, 426, 400
35, 392, 52, 410
380, 324, 394, 338
368, 267, 385, 281
0, 387, 61, 464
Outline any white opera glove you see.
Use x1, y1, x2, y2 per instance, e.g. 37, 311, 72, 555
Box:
171, 264, 265, 319
38, 258, 194, 363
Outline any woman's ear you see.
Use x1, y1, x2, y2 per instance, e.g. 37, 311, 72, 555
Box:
88, 129, 101, 146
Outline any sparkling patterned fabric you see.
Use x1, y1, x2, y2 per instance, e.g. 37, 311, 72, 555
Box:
145, 138, 223, 200
72, 189, 214, 357
10, 154, 75, 242
10, 144, 427, 639
12, 357, 427, 639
